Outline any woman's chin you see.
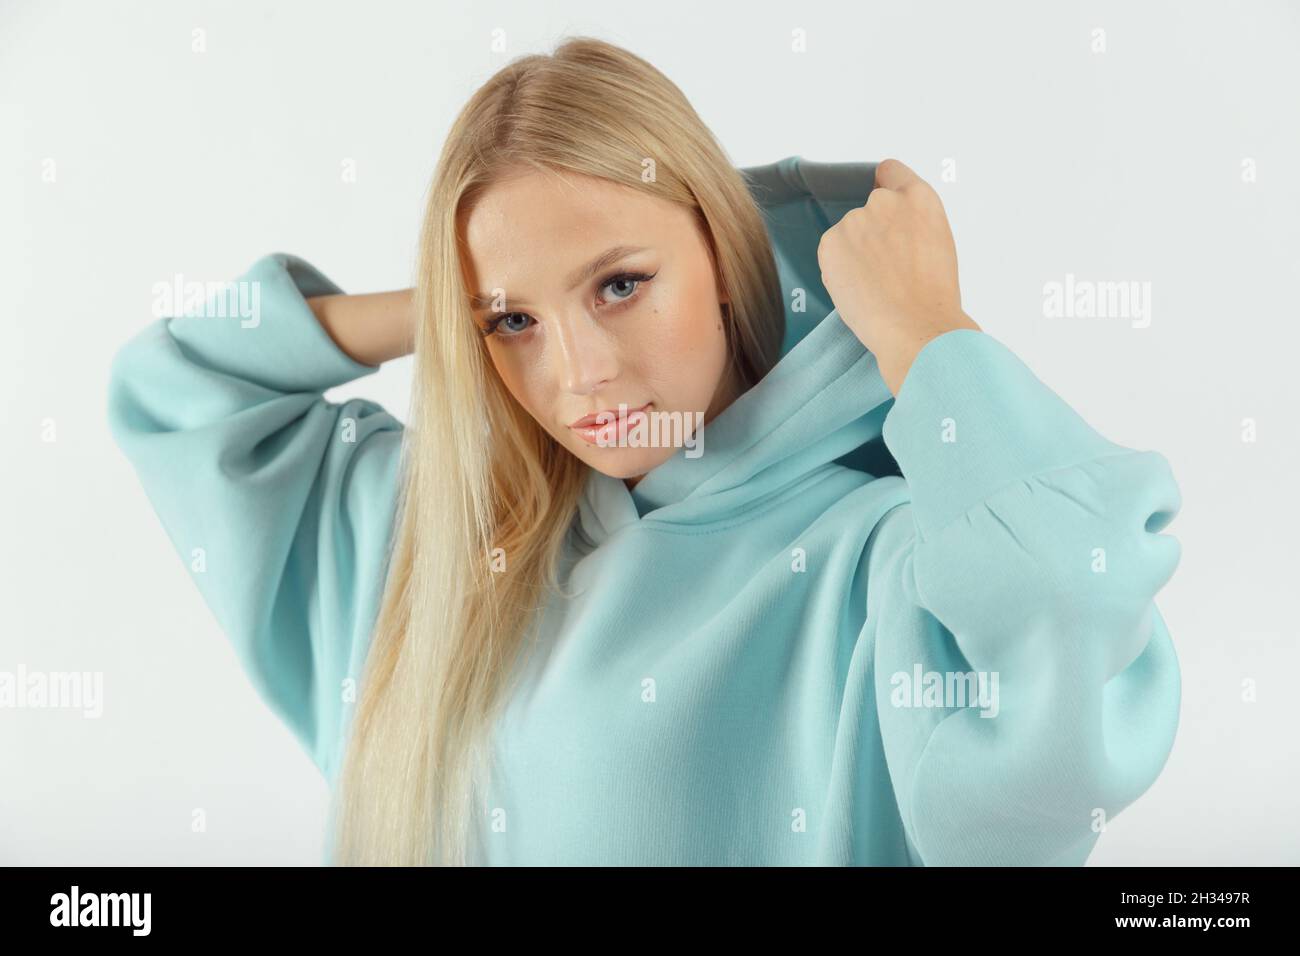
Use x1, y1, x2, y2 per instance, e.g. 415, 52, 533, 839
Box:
577, 443, 675, 481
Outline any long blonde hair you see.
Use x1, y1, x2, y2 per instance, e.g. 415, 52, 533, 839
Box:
329, 35, 785, 865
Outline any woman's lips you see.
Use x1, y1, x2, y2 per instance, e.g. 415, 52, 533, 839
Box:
569, 403, 651, 446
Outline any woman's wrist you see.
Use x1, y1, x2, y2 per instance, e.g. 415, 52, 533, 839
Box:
307, 288, 415, 367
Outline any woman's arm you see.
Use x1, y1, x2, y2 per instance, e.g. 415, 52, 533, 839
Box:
107, 253, 406, 781
866, 328, 1182, 866
307, 288, 415, 367
823, 159, 1181, 864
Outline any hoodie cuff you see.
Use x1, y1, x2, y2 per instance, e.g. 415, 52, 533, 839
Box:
880, 329, 1125, 539
163, 252, 381, 394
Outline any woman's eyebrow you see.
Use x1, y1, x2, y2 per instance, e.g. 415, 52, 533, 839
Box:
470, 244, 650, 311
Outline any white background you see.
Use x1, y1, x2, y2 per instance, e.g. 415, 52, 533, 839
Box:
2, 0, 1297, 865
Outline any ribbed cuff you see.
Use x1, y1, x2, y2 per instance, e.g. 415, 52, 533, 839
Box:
164, 252, 381, 394
881, 329, 1124, 539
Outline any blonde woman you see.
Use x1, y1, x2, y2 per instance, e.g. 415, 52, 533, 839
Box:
107, 36, 1182, 866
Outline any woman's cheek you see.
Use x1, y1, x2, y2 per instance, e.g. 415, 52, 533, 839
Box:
643, 294, 713, 359
631, 307, 724, 415
663, 301, 727, 378
489, 347, 546, 424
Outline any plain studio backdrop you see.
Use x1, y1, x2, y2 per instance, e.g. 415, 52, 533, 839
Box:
2, 0, 1297, 866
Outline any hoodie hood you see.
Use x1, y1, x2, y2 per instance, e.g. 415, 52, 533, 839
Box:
575, 156, 902, 548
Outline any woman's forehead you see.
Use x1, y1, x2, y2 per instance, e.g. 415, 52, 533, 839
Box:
460, 173, 697, 279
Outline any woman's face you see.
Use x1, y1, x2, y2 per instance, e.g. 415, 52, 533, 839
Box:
458, 167, 738, 486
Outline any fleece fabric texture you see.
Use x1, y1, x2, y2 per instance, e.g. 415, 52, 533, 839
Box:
106, 156, 1183, 866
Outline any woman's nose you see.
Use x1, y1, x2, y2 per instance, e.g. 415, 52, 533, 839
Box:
551, 311, 620, 395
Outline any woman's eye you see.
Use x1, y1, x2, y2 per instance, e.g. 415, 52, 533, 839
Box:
481, 312, 535, 339
479, 271, 655, 341
600, 271, 655, 304
499, 313, 534, 334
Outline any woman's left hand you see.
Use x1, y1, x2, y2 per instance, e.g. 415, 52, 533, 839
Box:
816, 158, 982, 397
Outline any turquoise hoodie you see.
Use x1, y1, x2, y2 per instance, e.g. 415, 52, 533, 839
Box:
106, 156, 1182, 866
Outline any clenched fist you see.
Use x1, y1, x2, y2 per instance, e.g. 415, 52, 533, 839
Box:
816, 158, 981, 397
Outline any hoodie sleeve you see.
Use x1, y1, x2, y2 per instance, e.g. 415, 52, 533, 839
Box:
106, 252, 405, 781
867, 329, 1182, 866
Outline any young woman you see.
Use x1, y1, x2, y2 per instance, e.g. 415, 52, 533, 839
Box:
107, 36, 1183, 866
